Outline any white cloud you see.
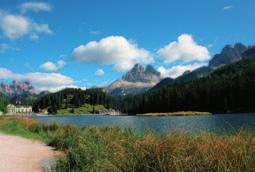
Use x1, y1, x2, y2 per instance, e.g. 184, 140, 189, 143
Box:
157, 63, 206, 78
0, 67, 74, 92
157, 34, 210, 64
223, 6, 233, 10
20, 2, 52, 13
95, 69, 104, 76
71, 36, 153, 71
0, 14, 52, 40
40, 60, 66, 71
1, 15, 29, 39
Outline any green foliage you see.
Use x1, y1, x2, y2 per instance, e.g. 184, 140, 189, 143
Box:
33, 88, 117, 114
0, 117, 50, 142
57, 104, 106, 115
10, 94, 38, 106
0, 94, 9, 113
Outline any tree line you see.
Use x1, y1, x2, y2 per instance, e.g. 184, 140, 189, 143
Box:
118, 58, 255, 114
33, 88, 117, 114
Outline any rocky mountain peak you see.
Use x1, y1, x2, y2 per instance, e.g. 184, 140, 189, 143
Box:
0, 80, 37, 97
145, 65, 160, 76
122, 64, 160, 83
107, 64, 161, 96
209, 43, 248, 67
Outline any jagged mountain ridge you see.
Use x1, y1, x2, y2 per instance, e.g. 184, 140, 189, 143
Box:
0, 80, 49, 105
107, 64, 161, 96
0, 81, 37, 97
122, 64, 161, 83
209, 43, 248, 68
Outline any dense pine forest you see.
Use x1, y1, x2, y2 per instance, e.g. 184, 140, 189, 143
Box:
33, 88, 116, 113
121, 57, 255, 114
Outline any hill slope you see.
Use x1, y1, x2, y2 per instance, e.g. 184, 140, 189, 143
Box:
119, 55, 255, 114
152, 43, 253, 90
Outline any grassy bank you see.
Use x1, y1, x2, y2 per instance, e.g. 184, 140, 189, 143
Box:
0, 116, 255, 171
138, 111, 212, 116
57, 104, 106, 115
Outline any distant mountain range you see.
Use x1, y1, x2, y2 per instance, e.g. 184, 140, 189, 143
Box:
106, 64, 161, 96
0, 81, 37, 97
0, 81, 48, 105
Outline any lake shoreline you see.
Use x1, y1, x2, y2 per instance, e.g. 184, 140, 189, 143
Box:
137, 111, 212, 117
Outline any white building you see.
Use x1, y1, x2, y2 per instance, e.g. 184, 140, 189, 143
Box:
6, 104, 33, 115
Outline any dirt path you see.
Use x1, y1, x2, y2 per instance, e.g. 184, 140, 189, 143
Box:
0, 133, 60, 172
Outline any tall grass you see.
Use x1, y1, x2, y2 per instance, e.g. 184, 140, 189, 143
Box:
1, 116, 255, 172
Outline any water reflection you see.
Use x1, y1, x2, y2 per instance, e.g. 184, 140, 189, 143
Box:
32, 113, 255, 134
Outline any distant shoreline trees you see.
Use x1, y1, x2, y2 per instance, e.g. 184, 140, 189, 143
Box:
34, 57, 255, 115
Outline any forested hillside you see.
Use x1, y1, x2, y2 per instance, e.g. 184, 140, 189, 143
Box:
118, 57, 255, 114
33, 88, 116, 114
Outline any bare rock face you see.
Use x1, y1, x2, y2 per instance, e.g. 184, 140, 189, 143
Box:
122, 64, 160, 83
209, 43, 248, 68
107, 64, 161, 96
0, 80, 37, 97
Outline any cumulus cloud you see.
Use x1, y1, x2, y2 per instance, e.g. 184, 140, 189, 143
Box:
20, 2, 52, 13
223, 6, 233, 10
157, 63, 206, 78
0, 13, 52, 40
40, 60, 66, 71
95, 69, 104, 76
157, 34, 210, 64
0, 67, 74, 92
71, 36, 153, 71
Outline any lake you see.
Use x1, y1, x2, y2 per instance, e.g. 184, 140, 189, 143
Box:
32, 113, 255, 134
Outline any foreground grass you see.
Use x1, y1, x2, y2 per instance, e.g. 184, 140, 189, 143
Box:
139, 111, 212, 116
57, 104, 106, 115
0, 117, 51, 143
1, 116, 255, 172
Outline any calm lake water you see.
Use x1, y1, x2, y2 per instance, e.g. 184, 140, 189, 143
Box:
32, 113, 255, 134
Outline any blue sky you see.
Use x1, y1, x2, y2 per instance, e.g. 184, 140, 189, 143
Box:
0, 0, 255, 91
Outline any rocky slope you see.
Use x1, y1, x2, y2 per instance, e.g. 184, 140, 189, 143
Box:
209, 43, 248, 68
107, 64, 161, 96
0, 81, 36, 97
